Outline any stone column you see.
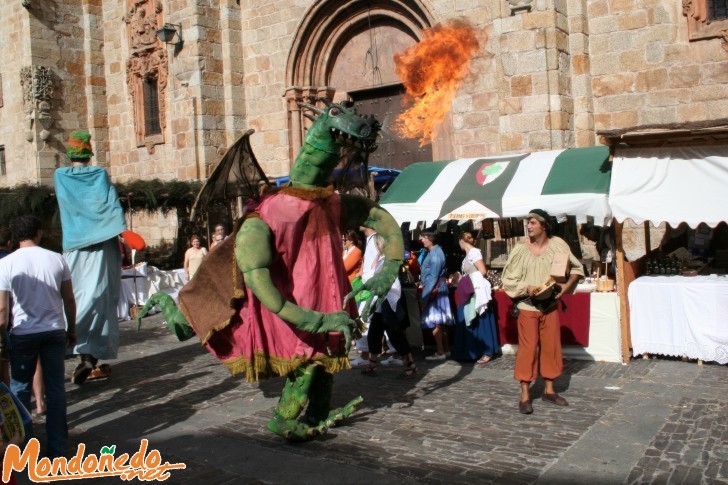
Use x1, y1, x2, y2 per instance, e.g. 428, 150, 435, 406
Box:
496, 0, 576, 151
284, 86, 303, 167
220, 0, 246, 148
81, 0, 109, 167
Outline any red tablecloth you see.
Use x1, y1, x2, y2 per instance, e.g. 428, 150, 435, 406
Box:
493, 290, 591, 346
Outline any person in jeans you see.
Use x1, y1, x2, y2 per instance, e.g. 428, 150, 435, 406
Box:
0, 215, 77, 458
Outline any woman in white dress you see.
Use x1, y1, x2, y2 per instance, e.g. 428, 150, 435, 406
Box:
184, 235, 208, 280
453, 231, 499, 365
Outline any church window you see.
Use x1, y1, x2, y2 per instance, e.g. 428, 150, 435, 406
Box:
684, 0, 728, 50
124, 0, 168, 153
143, 78, 162, 136
710, 0, 728, 19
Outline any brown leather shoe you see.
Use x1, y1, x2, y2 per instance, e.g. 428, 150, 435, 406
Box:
71, 363, 92, 385
541, 393, 569, 406
519, 400, 533, 414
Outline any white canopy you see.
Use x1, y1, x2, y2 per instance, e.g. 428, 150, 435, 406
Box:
609, 146, 728, 228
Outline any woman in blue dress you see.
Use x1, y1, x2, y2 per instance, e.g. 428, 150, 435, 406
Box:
419, 230, 454, 361
453, 231, 500, 364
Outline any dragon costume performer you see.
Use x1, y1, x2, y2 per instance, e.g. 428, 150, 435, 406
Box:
139, 101, 404, 441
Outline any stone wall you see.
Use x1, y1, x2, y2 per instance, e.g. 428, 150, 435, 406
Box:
126, 208, 182, 267
238, 0, 306, 178
105, 0, 212, 182
589, 0, 728, 132
0, 1, 95, 186
30, 0, 106, 183
1, 0, 726, 254
2, 0, 726, 188
0, 2, 34, 187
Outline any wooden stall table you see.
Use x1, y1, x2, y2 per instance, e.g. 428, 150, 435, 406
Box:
629, 275, 728, 364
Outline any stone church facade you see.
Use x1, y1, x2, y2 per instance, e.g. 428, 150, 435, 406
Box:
0, 0, 727, 246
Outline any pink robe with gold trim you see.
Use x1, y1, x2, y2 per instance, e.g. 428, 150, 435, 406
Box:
196, 188, 356, 381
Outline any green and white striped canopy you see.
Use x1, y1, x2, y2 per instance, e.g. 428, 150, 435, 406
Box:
379, 146, 612, 226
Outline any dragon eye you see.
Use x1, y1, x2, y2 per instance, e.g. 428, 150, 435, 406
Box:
329, 107, 341, 117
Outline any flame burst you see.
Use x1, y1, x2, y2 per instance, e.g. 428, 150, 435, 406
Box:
394, 20, 480, 147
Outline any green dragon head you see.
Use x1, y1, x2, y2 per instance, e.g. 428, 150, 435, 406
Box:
289, 100, 381, 188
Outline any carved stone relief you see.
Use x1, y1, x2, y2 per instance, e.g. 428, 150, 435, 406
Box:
34, 66, 54, 141
0, 74, 3, 108
19, 66, 55, 142
124, 0, 163, 56
20, 67, 35, 141
124, 0, 167, 152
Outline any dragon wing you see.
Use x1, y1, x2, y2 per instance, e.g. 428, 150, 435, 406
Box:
190, 129, 270, 221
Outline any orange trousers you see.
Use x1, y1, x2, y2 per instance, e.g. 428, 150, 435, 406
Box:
514, 309, 563, 382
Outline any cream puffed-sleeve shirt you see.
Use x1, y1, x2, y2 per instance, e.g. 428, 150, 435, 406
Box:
501, 236, 584, 312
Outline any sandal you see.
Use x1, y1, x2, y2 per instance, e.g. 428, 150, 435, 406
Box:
87, 364, 111, 380
404, 360, 418, 378
361, 359, 378, 376
476, 355, 492, 365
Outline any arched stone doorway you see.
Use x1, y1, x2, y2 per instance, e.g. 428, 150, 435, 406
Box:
285, 0, 442, 169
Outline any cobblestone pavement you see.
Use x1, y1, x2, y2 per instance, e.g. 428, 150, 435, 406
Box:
15, 313, 728, 484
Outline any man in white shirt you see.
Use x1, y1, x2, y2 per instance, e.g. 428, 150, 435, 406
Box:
358, 227, 416, 377
0, 215, 77, 459
349, 229, 378, 367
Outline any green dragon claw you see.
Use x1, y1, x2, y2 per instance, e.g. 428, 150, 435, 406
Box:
267, 418, 328, 442
136, 293, 195, 341
322, 395, 363, 428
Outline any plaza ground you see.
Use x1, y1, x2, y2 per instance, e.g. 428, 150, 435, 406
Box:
16, 313, 728, 484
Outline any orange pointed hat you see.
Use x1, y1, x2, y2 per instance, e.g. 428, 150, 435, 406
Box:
67, 130, 93, 159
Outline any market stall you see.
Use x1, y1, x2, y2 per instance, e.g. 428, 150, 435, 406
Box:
610, 146, 728, 363
379, 146, 612, 226
117, 262, 188, 320
380, 146, 623, 362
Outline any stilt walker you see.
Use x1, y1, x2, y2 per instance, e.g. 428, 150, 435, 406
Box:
55, 131, 126, 384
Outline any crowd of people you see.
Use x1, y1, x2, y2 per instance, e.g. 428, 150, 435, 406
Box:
345, 209, 582, 415
345, 226, 501, 372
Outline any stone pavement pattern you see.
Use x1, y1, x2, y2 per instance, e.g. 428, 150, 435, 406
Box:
15, 313, 728, 484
